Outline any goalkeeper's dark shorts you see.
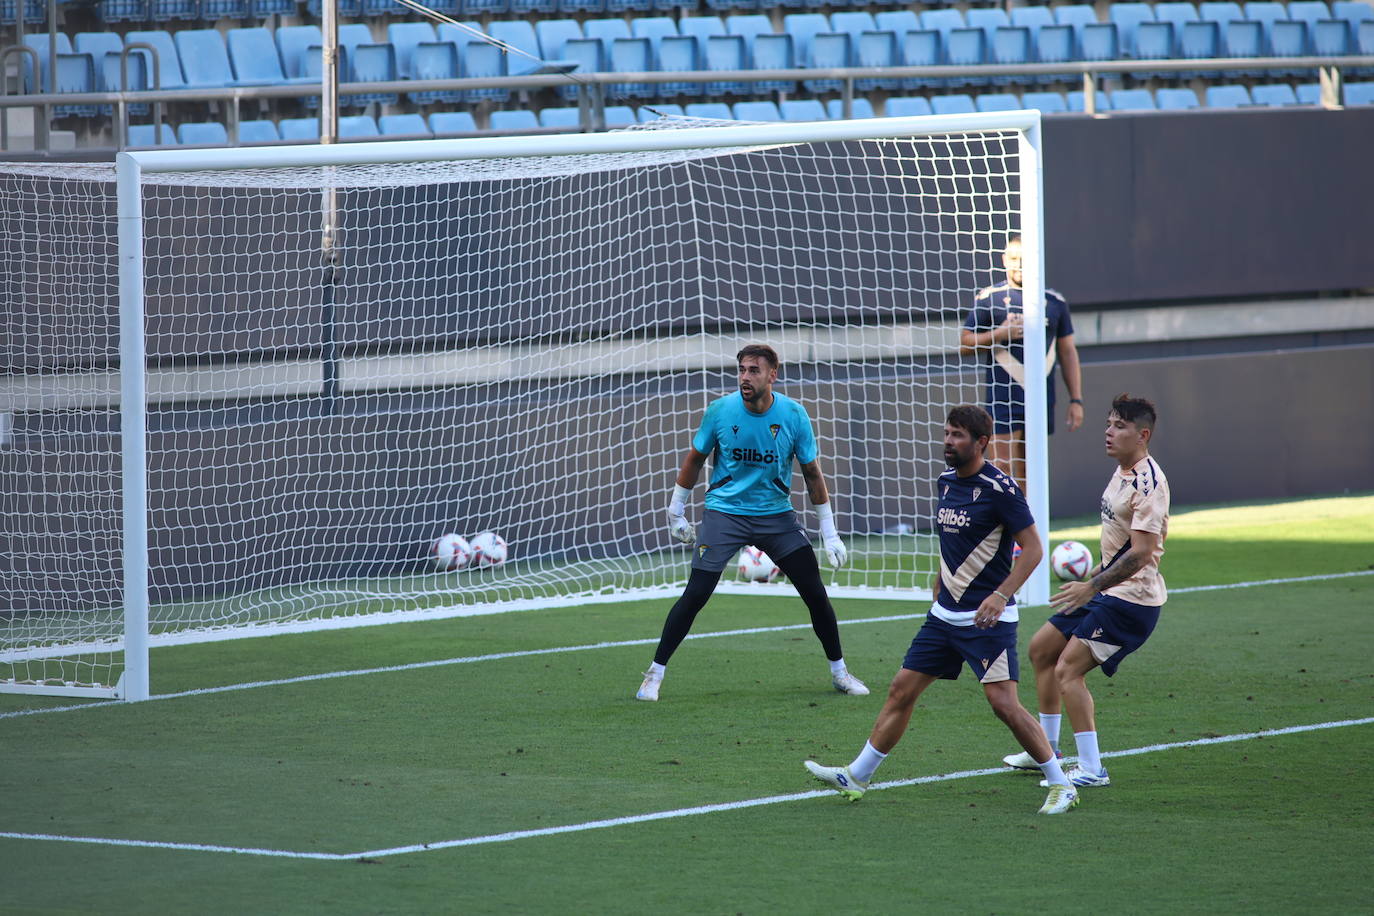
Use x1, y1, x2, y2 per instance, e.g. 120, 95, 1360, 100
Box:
690, 509, 811, 573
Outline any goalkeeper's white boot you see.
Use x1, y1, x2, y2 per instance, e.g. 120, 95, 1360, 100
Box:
1003, 748, 1066, 771
804, 760, 868, 802
635, 669, 661, 702
832, 670, 870, 696
1038, 784, 1079, 815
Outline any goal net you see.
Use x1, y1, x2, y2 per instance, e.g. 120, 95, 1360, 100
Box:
0, 114, 1048, 700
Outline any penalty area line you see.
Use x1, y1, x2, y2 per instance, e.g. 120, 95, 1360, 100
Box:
7, 717, 1367, 861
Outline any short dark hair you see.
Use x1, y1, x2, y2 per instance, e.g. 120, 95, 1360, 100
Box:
946, 405, 993, 442
737, 344, 779, 370
1110, 393, 1157, 431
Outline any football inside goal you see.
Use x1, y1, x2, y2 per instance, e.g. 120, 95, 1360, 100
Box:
0, 113, 1050, 700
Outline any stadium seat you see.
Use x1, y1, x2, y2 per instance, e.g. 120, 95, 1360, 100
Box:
229, 28, 306, 88
920, 8, 967, 42
1067, 88, 1112, 111
19, 33, 72, 93
826, 97, 875, 118
1109, 2, 1158, 56
250, 0, 295, 16
584, 17, 633, 53
1053, 4, 1100, 47
174, 30, 239, 89
276, 25, 323, 82
279, 117, 320, 141
1155, 2, 1202, 32
1179, 21, 1222, 75
733, 100, 782, 120
684, 102, 733, 119
1199, 1, 1245, 27
538, 106, 581, 127
76, 31, 143, 110
1109, 87, 1157, 109
606, 36, 654, 99
489, 21, 544, 77
1135, 21, 1177, 59
1312, 19, 1352, 54
124, 30, 187, 90
558, 0, 604, 14
1010, 5, 1055, 32
127, 122, 179, 145
429, 111, 477, 134
975, 92, 1021, 111
457, 40, 510, 103
1269, 20, 1312, 76
1359, 20, 1374, 74
379, 114, 431, 136
462, 0, 508, 14
885, 96, 933, 116
148, 0, 196, 21
409, 41, 461, 104
874, 10, 919, 38
1223, 20, 1265, 75
237, 119, 280, 142
1035, 25, 1075, 70
1250, 82, 1301, 104
1022, 90, 1068, 113
931, 94, 976, 114
782, 13, 832, 66
1288, 1, 1335, 38
1205, 83, 1254, 106
512, 0, 556, 13
340, 41, 398, 107
657, 35, 701, 96
490, 110, 539, 131
536, 18, 585, 60
177, 121, 229, 145
388, 23, 438, 79
944, 28, 988, 87
1156, 86, 1201, 108
200, 0, 247, 18
1243, 1, 1291, 44
804, 32, 850, 92
856, 30, 900, 91
899, 29, 942, 90
990, 26, 1033, 86
749, 33, 796, 94
966, 7, 1012, 45
1295, 80, 1323, 102
631, 16, 680, 54
96, 0, 147, 22
1346, 80, 1374, 103
604, 105, 636, 126
780, 98, 827, 120
725, 13, 774, 43
1079, 23, 1121, 63
339, 115, 380, 138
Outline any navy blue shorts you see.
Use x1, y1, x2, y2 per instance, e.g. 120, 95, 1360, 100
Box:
690, 508, 811, 573
989, 401, 1056, 436
902, 615, 1021, 684
1047, 594, 1161, 677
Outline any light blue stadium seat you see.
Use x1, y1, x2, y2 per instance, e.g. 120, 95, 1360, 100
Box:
149, 0, 196, 22
379, 114, 431, 136
1156, 86, 1201, 108
558, 0, 603, 15
77, 31, 144, 113
1179, 20, 1222, 76
388, 22, 437, 78
1135, 21, 1177, 59
177, 121, 229, 145
899, 29, 942, 90
976, 92, 1020, 111
725, 13, 773, 42
1010, 5, 1055, 32
584, 17, 633, 53
749, 33, 796, 93
1110, 2, 1158, 56
782, 13, 832, 63
944, 28, 988, 87
826, 97, 875, 118
1199, 1, 1245, 27
556, 38, 602, 100
340, 41, 398, 106
128, 122, 179, 145
805, 32, 850, 92
276, 25, 323, 83
856, 30, 900, 91
966, 7, 1012, 44
1269, 19, 1311, 76
238, 119, 279, 142
97, 0, 146, 21
462, 0, 507, 14
200, 0, 247, 18
1053, 4, 1100, 47
1109, 87, 1157, 109
20, 32, 72, 93
489, 20, 544, 77
1155, 2, 1202, 35
780, 98, 827, 119
490, 110, 539, 131
457, 38, 510, 103
657, 35, 700, 96
990, 26, 1033, 85
1035, 24, 1075, 69
250, 0, 294, 16
228, 28, 306, 88
699, 33, 745, 95
632, 15, 680, 53
305, 0, 361, 16
174, 29, 238, 89
920, 8, 966, 42
1295, 81, 1323, 102
125, 30, 187, 90
679, 15, 728, 56
1067, 88, 1112, 111
931, 93, 975, 114
1359, 20, 1374, 74
875, 10, 919, 37
604, 105, 636, 126
1288, 1, 1335, 38
1079, 22, 1121, 62
429, 111, 477, 134
1250, 82, 1300, 104
539, 106, 581, 127
608, 37, 654, 99
1022, 90, 1068, 113
408, 41, 461, 104
279, 117, 319, 140
885, 95, 933, 116
830, 10, 877, 47
684, 102, 733, 119
1205, 83, 1253, 105
49, 53, 98, 117
1223, 20, 1265, 75
339, 115, 380, 137
1346, 80, 1374, 102
536, 18, 585, 60
1243, 1, 1291, 44
733, 100, 782, 120
512, 0, 556, 13
1312, 18, 1352, 54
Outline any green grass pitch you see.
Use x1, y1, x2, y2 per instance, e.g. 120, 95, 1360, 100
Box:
1, 494, 1371, 914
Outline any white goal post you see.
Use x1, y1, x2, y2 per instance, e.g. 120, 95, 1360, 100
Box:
1, 113, 1049, 702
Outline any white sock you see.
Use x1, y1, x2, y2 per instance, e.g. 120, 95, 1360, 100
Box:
647, 662, 666, 680
1039, 713, 1062, 753
848, 741, 887, 783
829, 658, 847, 678
1037, 754, 1070, 787
1074, 731, 1102, 774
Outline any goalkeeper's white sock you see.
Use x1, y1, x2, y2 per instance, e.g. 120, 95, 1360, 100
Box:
1074, 731, 1102, 773
1038, 754, 1070, 787
848, 741, 886, 783
647, 662, 666, 680
1039, 713, 1062, 753
829, 658, 848, 678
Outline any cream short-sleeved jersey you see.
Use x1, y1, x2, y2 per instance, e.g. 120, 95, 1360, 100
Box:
1098, 455, 1169, 606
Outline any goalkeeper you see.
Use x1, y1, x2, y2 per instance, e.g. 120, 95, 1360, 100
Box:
636, 344, 869, 702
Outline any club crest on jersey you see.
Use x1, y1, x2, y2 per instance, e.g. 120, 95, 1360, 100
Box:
972, 487, 982, 501
769, 424, 781, 440
942, 484, 950, 498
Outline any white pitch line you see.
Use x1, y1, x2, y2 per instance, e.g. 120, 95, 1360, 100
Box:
2, 568, 1371, 722
3, 717, 1370, 861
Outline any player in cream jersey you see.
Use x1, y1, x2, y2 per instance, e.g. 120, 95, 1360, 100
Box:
1001, 394, 1169, 788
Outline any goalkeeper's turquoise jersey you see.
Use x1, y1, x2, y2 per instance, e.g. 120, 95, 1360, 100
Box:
692, 391, 818, 516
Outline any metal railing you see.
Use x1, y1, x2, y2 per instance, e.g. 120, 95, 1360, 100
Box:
1, 52, 1370, 152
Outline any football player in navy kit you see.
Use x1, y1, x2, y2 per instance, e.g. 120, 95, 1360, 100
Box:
960, 235, 1085, 494
805, 406, 1079, 815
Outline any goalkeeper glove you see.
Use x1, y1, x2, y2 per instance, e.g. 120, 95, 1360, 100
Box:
667, 485, 695, 545
815, 501, 847, 568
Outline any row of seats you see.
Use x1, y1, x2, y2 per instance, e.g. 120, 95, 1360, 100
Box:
19, 2, 1374, 111
124, 79, 1374, 146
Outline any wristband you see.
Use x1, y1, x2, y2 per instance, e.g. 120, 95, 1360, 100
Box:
670, 484, 692, 513
992, 590, 1012, 603
815, 501, 837, 538
1069, 398, 1084, 405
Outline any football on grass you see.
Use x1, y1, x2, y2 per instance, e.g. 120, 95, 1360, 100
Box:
469, 531, 508, 568
736, 546, 781, 582
1051, 540, 1094, 581
431, 533, 472, 571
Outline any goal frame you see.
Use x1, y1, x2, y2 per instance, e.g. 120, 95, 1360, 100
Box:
92, 113, 1049, 702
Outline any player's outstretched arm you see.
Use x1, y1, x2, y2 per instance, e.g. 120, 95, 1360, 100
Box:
800, 459, 846, 567
667, 448, 708, 545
